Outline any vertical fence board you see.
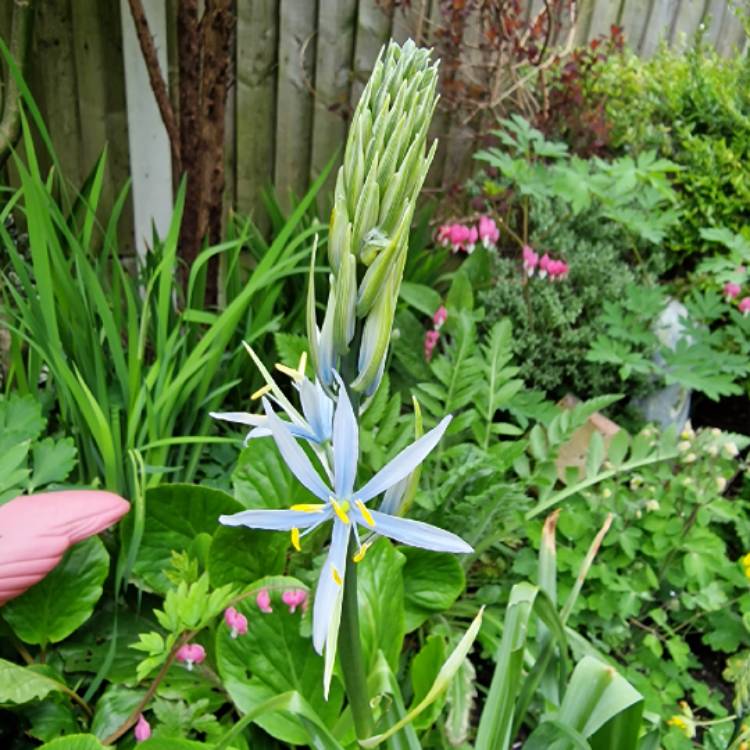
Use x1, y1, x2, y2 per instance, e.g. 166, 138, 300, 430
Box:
702, 0, 727, 45
669, 0, 705, 50
640, 0, 680, 55
235, 0, 278, 227
619, 0, 652, 49
28, 0, 83, 184
310, 0, 358, 204
587, 0, 623, 38
274, 0, 317, 211
70, 1, 133, 244
424, 0, 448, 191
350, 0, 391, 107
716, 2, 743, 55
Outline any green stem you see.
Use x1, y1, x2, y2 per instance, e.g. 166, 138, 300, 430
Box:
339, 538, 374, 739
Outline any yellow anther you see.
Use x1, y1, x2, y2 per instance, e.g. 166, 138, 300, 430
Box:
297, 351, 308, 376
331, 566, 343, 586
275, 362, 304, 382
353, 542, 371, 563
355, 500, 375, 527
251, 383, 272, 400
330, 498, 350, 524
291, 527, 301, 551
290, 503, 326, 513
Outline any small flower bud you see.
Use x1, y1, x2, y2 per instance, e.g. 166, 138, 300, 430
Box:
224, 606, 248, 638
282, 589, 308, 614
134, 714, 152, 742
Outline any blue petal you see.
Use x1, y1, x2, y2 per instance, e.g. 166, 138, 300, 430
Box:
379, 476, 408, 515
263, 400, 331, 501
313, 519, 351, 653
210, 411, 265, 426
356, 415, 452, 502
366, 510, 473, 553
332, 374, 359, 498
219, 508, 328, 531
299, 378, 333, 442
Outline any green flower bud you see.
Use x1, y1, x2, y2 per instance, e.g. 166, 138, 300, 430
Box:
309, 39, 439, 394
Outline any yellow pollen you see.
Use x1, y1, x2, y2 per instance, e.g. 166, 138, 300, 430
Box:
275, 362, 304, 382
331, 566, 343, 586
291, 527, 301, 551
251, 384, 272, 400
353, 542, 371, 563
330, 498, 350, 524
355, 500, 375, 527
290, 503, 326, 513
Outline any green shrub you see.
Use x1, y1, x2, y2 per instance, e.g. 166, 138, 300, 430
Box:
592, 41, 750, 258
479, 201, 641, 398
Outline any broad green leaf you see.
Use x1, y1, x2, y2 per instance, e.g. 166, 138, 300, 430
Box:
399, 282, 442, 316
21, 698, 78, 742
0, 658, 67, 704
38, 736, 105, 750
132, 484, 240, 593
207, 526, 288, 588
402, 548, 465, 631
357, 539, 406, 671
3, 537, 109, 645
233, 439, 319, 511
29, 437, 78, 490
215, 576, 343, 745
90, 685, 144, 740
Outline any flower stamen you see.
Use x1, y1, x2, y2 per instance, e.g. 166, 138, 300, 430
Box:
290, 503, 327, 513
251, 384, 272, 400
355, 499, 375, 527
330, 498, 350, 524
331, 565, 343, 586
291, 527, 301, 551
353, 542, 371, 563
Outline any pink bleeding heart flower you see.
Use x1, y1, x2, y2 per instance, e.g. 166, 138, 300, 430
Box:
522, 245, 539, 276
175, 643, 206, 671
739, 297, 750, 316
465, 226, 479, 254
447, 224, 471, 253
282, 589, 308, 614
549, 259, 570, 280
256, 588, 273, 613
424, 329, 440, 361
134, 714, 151, 742
433, 306, 448, 329
436, 224, 453, 247
478, 215, 500, 249
224, 606, 248, 638
538, 253, 552, 279
724, 282, 741, 299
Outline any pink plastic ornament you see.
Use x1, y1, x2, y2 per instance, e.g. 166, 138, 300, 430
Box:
0, 490, 129, 607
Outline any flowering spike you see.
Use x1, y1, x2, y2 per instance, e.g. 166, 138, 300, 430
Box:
309, 39, 439, 395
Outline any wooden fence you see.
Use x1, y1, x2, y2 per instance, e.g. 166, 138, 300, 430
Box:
0, 0, 747, 252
